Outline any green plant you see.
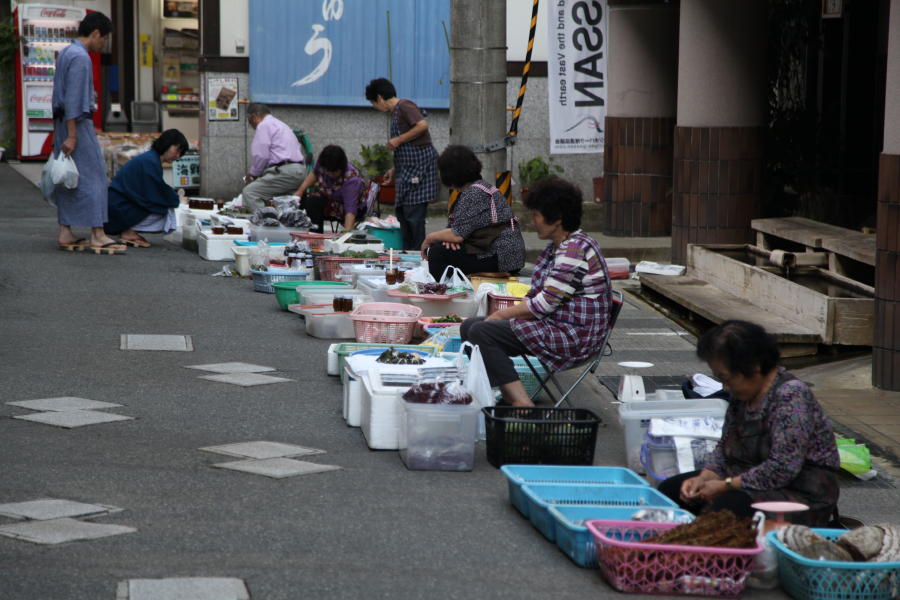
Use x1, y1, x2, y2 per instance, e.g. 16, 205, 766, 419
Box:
353, 143, 394, 181
517, 156, 564, 188
0, 18, 19, 152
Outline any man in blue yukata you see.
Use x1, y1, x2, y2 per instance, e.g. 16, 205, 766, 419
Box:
52, 11, 127, 255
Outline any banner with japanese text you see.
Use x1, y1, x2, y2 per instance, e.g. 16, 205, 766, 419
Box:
546, 0, 607, 154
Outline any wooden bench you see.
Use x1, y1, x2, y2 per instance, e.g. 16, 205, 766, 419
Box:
752, 217, 875, 276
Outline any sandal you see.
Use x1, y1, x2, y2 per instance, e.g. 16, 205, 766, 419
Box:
89, 242, 127, 255
119, 237, 151, 248
57, 238, 89, 252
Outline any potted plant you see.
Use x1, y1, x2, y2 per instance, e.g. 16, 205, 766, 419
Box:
517, 156, 564, 202
354, 143, 396, 204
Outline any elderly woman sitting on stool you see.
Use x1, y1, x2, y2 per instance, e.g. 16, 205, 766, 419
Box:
460, 177, 613, 407
658, 320, 841, 526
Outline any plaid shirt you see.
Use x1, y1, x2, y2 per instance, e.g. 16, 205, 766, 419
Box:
510, 231, 612, 372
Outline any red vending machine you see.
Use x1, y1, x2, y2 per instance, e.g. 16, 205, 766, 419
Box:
13, 4, 103, 160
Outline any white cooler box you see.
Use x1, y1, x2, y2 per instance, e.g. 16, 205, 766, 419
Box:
360, 372, 408, 449
618, 399, 728, 473
199, 230, 250, 261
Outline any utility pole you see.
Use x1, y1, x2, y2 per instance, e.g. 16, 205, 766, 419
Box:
449, 0, 507, 182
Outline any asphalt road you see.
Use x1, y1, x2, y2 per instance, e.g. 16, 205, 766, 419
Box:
1, 163, 896, 600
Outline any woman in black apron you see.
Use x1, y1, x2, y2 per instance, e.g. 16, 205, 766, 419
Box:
658, 320, 841, 526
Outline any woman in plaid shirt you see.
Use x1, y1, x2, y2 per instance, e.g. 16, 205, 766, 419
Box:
460, 178, 612, 407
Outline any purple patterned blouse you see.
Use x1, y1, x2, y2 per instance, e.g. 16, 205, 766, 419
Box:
705, 367, 840, 523
510, 231, 612, 372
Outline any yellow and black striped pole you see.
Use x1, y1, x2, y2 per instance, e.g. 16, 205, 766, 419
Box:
508, 0, 539, 140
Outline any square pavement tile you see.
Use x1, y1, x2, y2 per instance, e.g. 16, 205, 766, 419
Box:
120, 334, 193, 351
212, 458, 341, 479
200, 441, 326, 460
0, 498, 121, 521
6, 397, 123, 412
197, 373, 294, 387
0, 517, 135, 545
117, 578, 249, 600
13, 410, 133, 428
185, 362, 275, 374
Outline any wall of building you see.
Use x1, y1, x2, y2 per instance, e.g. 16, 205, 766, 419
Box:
200, 72, 602, 205
885, 0, 900, 154
607, 5, 677, 118
676, 0, 766, 127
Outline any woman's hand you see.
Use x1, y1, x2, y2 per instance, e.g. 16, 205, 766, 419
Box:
61, 136, 77, 156
420, 236, 432, 259
382, 168, 394, 185
386, 136, 402, 151
442, 241, 461, 251
680, 475, 705, 501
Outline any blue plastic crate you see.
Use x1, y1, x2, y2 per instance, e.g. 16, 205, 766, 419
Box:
520, 483, 677, 542
425, 327, 462, 352
769, 529, 900, 600
510, 356, 548, 398
500, 465, 648, 518
549, 505, 694, 568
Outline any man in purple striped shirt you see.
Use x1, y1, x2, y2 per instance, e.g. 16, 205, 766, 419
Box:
241, 103, 305, 211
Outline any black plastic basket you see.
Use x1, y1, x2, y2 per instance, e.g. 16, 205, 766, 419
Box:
482, 406, 601, 468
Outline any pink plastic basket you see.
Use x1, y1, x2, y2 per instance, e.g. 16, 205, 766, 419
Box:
585, 519, 762, 597
349, 302, 422, 344
289, 231, 334, 250
487, 292, 523, 315
315, 256, 370, 281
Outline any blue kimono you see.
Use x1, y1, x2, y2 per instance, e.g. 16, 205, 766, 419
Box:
51, 40, 107, 227
104, 150, 180, 235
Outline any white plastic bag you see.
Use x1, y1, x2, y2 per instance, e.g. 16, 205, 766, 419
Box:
458, 341, 494, 440
39, 159, 57, 205
406, 260, 435, 284
439, 265, 473, 291
50, 152, 79, 189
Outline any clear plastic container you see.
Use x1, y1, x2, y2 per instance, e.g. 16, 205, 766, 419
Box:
305, 312, 356, 339
304, 289, 372, 306
606, 257, 631, 280
618, 399, 727, 473
249, 224, 310, 244
356, 276, 403, 304
399, 400, 480, 471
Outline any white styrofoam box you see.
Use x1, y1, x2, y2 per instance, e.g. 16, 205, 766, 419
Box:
295, 284, 352, 305
653, 389, 687, 402
327, 343, 340, 376
343, 365, 366, 426
249, 225, 309, 244
210, 214, 252, 231
340, 264, 388, 286
198, 232, 250, 261
399, 400, 480, 471
618, 399, 728, 473
360, 371, 409, 450
323, 239, 385, 254
305, 312, 356, 339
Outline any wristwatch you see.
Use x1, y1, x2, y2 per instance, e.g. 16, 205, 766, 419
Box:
725, 476, 734, 490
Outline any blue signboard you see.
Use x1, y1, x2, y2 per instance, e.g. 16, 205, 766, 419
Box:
249, 0, 450, 108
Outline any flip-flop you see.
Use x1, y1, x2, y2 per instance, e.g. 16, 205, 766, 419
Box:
119, 237, 151, 248
89, 242, 127, 255
57, 238, 89, 252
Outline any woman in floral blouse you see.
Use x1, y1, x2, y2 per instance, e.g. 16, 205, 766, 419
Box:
658, 320, 841, 526
422, 145, 525, 280
460, 177, 612, 407
294, 145, 366, 232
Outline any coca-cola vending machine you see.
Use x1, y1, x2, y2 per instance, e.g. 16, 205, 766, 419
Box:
13, 4, 103, 160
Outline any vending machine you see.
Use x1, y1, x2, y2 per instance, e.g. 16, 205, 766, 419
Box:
13, 4, 103, 160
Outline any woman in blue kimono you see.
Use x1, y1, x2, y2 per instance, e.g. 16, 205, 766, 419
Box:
104, 129, 188, 247
52, 12, 124, 254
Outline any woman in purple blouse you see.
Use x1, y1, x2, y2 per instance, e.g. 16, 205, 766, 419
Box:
460, 178, 612, 407
294, 145, 366, 232
658, 320, 841, 526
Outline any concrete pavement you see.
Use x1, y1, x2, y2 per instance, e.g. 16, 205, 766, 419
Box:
1, 162, 898, 599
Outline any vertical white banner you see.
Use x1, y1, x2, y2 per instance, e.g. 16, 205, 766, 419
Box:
547, 0, 608, 154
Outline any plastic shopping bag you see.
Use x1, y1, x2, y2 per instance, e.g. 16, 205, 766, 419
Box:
50, 152, 79, 189
439, 265, 473, 291
458, 342, 494, 440
405, 260, 435, 284
837, 437, 872, 475
39, 159, 57, 206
